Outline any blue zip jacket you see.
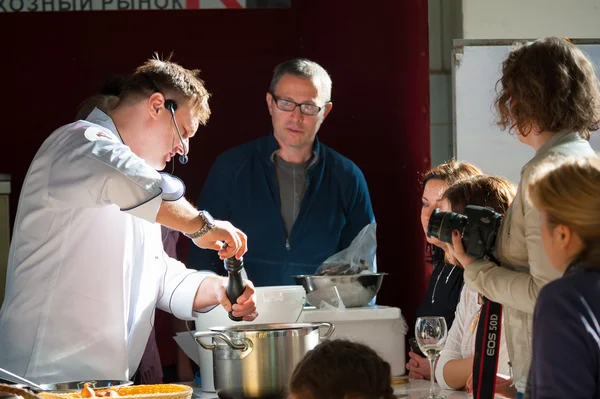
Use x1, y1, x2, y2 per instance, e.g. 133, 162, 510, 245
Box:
187, 133, 375, 287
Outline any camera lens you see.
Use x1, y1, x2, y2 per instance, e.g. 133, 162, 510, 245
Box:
427, 208, 468, 244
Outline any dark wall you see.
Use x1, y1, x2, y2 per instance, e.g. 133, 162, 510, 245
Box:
1, 0, 431, 330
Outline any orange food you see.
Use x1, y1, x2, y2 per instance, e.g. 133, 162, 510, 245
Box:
95, 390, 118, 398
80, 384, 95, 398
39, 383, 192, 399
77, 384, 118, 398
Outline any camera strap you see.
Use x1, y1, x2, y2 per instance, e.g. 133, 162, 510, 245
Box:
472, 297, 503, 399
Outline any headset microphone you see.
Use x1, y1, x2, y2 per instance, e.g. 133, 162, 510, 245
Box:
164, 100, 189, 165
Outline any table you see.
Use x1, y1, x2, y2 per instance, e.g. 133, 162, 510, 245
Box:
191, 378, 473, 399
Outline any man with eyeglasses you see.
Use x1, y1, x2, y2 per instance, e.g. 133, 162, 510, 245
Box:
188, 58, 375, 286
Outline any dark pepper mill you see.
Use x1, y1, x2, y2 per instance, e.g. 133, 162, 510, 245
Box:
224, 256, 246, 322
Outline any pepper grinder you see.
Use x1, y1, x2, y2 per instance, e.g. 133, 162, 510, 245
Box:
224, 256, 246, 322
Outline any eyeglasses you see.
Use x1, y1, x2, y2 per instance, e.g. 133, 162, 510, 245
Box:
270, 93, 328, 116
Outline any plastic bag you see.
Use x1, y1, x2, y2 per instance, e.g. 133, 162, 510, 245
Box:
315, 222, 377, 276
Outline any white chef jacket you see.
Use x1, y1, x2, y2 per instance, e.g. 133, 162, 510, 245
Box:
0, 108, 213, 383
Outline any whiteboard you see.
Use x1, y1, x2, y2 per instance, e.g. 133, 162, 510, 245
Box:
452, 39, 600, 184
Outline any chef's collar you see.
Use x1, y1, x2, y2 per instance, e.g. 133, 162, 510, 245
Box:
85, 107, 124, 144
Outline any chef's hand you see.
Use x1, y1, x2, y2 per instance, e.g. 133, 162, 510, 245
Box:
446, 230, 476, 268
214, 278, 258, 321
406, 351, 431, 380
193, 220, 248, 260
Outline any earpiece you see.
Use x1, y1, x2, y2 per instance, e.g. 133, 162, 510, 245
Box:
164, 99, 178, 113
163, 99, 188, 165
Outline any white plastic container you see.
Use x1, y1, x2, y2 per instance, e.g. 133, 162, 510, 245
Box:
194, 285, 307, 392
298, 305, 408, 376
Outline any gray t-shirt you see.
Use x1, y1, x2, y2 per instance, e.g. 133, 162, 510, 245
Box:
273, 155, 310, 236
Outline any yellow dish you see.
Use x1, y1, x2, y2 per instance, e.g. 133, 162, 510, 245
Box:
38, 384, 192, 399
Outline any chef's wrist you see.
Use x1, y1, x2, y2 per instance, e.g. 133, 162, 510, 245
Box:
207, 275, 227, 305
195, 275, 227, 310
184, 212, 205, 235
185, 211, 216, 239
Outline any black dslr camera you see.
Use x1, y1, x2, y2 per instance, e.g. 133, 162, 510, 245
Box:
427, 205, 503, 259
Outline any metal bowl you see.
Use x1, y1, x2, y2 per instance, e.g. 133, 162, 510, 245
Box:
292, 273, 386, 308
38, 380, 133, 393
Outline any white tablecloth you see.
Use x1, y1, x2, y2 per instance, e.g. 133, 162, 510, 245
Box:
191, 378, 472, 399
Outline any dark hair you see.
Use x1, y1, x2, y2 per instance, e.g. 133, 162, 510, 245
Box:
422, 160, 482, 188
440, 175, 516, 266
494, 36, 600, 140
442, 175, 517, 216
423, 160, 483, 263
99, 75, 128, 97
75, 75, 127, 120
289, 340, 395, 399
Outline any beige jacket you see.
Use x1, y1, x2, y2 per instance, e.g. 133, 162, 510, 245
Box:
463, 132, 597, 384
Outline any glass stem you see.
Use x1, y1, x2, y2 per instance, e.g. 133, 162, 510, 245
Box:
429, 356, 436, 396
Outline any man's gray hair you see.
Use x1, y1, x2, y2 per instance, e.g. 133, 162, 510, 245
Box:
269, 58, 332, 103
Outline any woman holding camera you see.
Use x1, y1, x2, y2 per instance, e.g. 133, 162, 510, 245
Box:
447, 36, 600, 394
407, 160, 481, 380
525, 156, 600, 398
434, 175, 516, 396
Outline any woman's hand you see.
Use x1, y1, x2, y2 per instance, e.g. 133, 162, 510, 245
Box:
466, 373, 473, 393
495, 375, 517, 398
446, 229, 476, 267
406, 351, 431, 380
466, 373, 517, 398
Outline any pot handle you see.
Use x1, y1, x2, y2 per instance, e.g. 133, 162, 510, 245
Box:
318, 322, 335, 340
193, 331, 248, 351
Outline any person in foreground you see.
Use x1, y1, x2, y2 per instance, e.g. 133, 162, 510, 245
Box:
288, 339, 395, 399
188, 58, 375, 286
0, 55, 257, 383
525, 156, 600, 399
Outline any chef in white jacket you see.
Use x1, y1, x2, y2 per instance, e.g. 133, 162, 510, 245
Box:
0, 56, 257, 383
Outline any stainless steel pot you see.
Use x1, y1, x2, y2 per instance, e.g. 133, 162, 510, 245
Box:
194, 322, 334, 399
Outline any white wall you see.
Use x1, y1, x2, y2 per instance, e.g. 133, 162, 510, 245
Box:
463, 0, 600, 39
427, 0, 600, 168
428, 0, 462, 166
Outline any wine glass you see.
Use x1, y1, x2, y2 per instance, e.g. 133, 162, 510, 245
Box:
415, 316, 448, 399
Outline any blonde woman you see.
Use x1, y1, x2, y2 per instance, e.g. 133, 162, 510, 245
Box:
525, 156, 600, 399
447, 37, 600, 394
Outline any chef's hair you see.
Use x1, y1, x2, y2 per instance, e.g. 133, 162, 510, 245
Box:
119, 53, 212, 126
289, 339, 395, 399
